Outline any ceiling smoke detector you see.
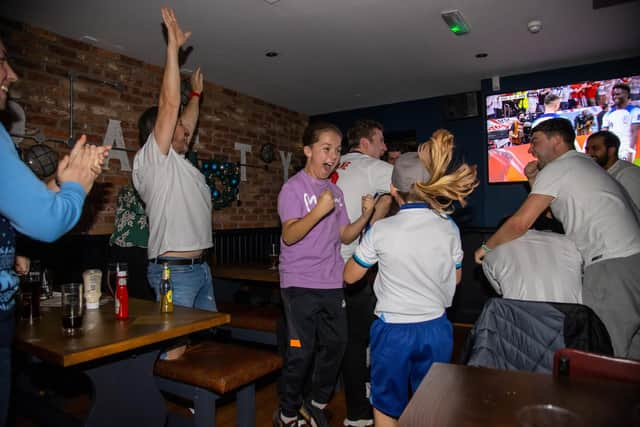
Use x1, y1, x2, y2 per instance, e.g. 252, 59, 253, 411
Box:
527, 20, 543, 34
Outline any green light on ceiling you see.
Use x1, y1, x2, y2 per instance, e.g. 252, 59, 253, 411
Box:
450, 25, 461, 33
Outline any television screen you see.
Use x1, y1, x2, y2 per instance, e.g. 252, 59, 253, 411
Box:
485, 75, 640, 183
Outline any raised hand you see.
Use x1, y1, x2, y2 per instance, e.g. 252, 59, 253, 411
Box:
161, 7, 191, 49
361, 194, 375, 214
190, 67, 204, 95
315, 189, 335, 217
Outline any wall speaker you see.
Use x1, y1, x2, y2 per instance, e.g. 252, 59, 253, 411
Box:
442, 91, 479, 120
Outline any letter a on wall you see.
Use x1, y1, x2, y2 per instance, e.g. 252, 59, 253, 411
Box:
103, 119, 131, 171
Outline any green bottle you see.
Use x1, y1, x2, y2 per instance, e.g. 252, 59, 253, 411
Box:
159, 263, 173, 313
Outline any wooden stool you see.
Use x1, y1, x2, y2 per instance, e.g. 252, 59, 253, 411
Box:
155, 341, 282, 427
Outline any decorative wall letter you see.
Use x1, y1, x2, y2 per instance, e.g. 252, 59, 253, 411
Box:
103, 119, 131, 171
279, 150, 292, 181
234, 142, 252, 182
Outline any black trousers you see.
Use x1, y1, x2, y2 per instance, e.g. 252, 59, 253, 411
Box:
342, 272, 377, 422
279, 287, 347, 417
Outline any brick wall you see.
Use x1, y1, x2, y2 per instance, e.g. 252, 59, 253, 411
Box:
0, 17, 308, 234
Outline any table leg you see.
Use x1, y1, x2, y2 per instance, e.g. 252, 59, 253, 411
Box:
84, 350, 167, 427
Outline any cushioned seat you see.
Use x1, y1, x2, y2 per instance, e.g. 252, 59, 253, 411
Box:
154, 341, 282, 426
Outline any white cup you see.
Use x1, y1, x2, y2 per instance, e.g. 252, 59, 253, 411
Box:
82, 269, 102, 309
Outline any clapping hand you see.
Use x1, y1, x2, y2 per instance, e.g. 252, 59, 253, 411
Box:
58, 135, 111, 194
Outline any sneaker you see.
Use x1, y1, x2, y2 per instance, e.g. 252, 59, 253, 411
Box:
343, 418, 374, 427
273, 409, 299, 427
299, 400, 330, 427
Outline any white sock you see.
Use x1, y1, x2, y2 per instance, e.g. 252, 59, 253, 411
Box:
281, 413, 297, 424
311, 400, 327, 410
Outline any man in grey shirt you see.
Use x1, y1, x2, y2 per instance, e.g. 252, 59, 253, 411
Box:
586, 130, 640, 210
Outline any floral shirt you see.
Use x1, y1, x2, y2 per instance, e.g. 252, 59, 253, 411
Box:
109, 184, 149, 248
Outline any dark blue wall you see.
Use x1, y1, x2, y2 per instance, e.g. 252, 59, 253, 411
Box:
313, 56, 640, 228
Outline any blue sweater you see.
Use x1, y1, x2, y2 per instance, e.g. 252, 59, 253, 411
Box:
0, 125, 86, 311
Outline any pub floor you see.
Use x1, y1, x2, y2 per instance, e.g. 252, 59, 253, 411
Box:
12, 372, 349, 427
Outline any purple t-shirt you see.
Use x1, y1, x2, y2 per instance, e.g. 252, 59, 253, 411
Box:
278, 170, 350, 289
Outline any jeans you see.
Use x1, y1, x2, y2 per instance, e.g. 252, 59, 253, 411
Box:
147, 260, 217, 311
0, 309, 15, 427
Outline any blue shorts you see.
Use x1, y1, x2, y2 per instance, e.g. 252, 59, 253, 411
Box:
369, 314, 453, 418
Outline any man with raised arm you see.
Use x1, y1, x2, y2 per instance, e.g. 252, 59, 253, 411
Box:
133, 9, 216, 315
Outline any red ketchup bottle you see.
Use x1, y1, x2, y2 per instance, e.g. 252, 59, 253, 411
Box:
115, 269, 129, 319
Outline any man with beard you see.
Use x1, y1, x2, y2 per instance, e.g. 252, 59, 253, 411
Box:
586, 130, 640, 209
475, 118, 640, 359
602, 83, 640, 162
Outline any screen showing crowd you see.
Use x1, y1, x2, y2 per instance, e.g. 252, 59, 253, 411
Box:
485, 75, 640, 183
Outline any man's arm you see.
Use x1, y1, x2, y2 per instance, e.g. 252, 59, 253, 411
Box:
474, 193, 553, 263
0, 135, 107, 242
154, 8, 191, 155
179, 67, 203, 140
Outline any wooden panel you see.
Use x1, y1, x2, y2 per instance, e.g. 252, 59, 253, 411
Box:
15, 298, 230, 367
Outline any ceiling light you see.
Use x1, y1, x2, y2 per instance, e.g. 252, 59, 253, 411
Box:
441, 10, 470, 35
527, 20, 543, 34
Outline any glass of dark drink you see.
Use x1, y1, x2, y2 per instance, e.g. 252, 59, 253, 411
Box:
20, 275, 41, 323
61, 283, 83, 335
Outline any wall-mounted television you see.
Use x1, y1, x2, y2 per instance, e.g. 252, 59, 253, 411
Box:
485, 75, 640, 183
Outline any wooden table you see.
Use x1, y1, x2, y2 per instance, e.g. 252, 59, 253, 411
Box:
15, 298, 230, 427
399, 363, 640, 427
212, 263, 279, 283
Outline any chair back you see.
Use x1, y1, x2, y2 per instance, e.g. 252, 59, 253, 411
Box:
553, 348, 640, 383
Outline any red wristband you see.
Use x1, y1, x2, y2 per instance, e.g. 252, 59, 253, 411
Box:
189, 91, 201, 99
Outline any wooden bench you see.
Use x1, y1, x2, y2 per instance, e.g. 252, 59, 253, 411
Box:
217, 302, 281, 346
154, 341, 282, 427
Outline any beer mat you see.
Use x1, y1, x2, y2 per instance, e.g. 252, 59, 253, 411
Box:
40, 293, 114, 307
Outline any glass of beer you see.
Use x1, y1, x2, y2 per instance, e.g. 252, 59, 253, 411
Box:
61, 283, 83, 335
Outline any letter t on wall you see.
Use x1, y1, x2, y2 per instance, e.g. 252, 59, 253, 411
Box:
234, 142, 252, 181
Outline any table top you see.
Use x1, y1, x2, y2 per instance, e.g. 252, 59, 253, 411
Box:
399, 363, 640, 427
15, 298, 230, 367
212, 263, 280, 283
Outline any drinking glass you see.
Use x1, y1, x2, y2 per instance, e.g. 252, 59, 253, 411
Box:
20, 274, 41, 322
268, 243, 279, 270
61, 283, 84, 335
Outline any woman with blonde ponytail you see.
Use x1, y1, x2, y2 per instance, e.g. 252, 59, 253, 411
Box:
343, 129, 478, 427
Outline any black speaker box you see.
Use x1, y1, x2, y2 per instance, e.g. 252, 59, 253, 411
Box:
442, 91, 480, 120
